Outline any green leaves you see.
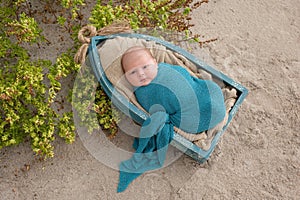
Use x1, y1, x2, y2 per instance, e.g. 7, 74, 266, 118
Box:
7, 12, 43, 43
0, 1, 81, 158
0, 55, 76, 158
58, 112, 75, 144
48, 53, 80, 104
71, 60, 120, 137
94, 87, 119, 137
61, 0, 85, 19
89, 0, 198, 32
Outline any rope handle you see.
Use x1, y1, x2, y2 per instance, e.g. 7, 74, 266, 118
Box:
74, 21, 132, 64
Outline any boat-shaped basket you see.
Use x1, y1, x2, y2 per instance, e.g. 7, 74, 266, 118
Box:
87, 33, 248, 163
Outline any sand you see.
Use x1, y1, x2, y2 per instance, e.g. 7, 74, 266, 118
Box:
1, 0, 299, 199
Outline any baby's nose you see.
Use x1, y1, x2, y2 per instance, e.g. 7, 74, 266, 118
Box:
137, 70, 145, 77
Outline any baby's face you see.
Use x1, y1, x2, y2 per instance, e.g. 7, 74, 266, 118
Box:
123, 50, 158, 87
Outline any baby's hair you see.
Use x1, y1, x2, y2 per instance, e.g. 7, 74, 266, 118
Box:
121, 46, 154, 72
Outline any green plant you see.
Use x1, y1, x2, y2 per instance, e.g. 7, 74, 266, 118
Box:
71, 62, 100, 134
94, 87, 119, 137
71, 58, 120, 137
0, 54, 78, 158
90, 0, 208, 34
6, 12, 43, 43
0, 0, 83, 158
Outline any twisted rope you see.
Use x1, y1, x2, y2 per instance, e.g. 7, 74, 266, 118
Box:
74, 21, 132, 64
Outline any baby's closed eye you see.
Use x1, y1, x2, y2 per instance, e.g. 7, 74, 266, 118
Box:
129, 70, 136, 75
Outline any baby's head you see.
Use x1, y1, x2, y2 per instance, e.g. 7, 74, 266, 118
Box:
121, 46, 158, 87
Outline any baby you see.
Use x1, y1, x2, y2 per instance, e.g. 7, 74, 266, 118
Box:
117, 46, 226, 192
121, 46, 226, 131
